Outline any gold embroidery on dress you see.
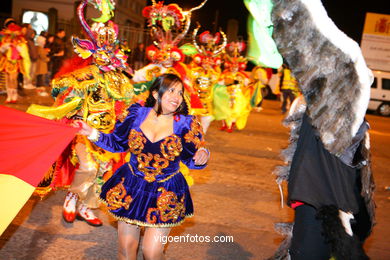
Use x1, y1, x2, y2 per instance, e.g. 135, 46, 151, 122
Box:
128, 129, 146, 154
137, 153, 169, 182
146, 187, 185, 224
160, 135, 182, 161
184, 117, 204, 149
106, 178, 133, 210
128, 130, 183, 182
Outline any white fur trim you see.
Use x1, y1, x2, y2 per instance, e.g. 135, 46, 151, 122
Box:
339, 210, 354, 236
300, 0, 373, 138
87, 128, 100, 142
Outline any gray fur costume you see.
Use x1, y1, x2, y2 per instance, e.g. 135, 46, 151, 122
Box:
269, 0, 375, 259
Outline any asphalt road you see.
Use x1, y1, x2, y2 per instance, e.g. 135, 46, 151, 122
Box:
0, 88, 389, 259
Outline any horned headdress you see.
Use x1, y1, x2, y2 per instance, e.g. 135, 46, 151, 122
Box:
72, 0, 129, 72
224, 41, 248, 72
191, 25, 227, 69
142, 0, 208, 67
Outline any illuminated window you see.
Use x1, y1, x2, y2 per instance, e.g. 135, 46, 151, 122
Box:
22, 11, 49, 36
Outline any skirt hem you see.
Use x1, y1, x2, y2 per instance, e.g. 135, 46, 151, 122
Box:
100, 198, 193, 228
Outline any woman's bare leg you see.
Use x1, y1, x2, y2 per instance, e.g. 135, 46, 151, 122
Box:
142, 227, 171, 260
117, 221, 141, 260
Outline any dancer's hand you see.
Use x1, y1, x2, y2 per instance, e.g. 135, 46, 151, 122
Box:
193, 148, 209, 165
71, 120, 93, 136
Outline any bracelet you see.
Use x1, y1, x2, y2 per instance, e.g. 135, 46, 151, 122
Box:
87, 128, 100, 142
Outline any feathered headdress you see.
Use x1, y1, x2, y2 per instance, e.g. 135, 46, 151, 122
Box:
191, 24, 227, 69
224, 41, 247, 72
71, 0, 130, 72
142, 0, 208, 67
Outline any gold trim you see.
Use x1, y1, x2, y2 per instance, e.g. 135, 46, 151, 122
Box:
100, 198, 193, 227
157, 170, 180, 183
127, 162, 181, 183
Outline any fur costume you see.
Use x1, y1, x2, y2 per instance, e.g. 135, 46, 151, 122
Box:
268, 0, 375, 259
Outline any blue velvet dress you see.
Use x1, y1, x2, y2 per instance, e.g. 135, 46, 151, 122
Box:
94, 103, 206, 227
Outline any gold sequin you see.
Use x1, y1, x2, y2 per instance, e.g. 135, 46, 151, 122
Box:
137, 153, 169, 182
128, 129, 146, 154
160, 135, 182, 161
184, 117, 204, 149
106, 178, 133, 210
146, 187, 185, 224
128, 131, 183, 182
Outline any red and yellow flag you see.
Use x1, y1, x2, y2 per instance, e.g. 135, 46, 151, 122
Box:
0, 105, 79, 235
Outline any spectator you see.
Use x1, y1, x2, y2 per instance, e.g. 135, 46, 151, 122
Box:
132, 42, 145, 70
35, 35, 50, 96
23, 24, 38, 89
45, 34, 55, 82
51, 29, 66, 78
280, 64, 299, 114
120, 39, 131, 57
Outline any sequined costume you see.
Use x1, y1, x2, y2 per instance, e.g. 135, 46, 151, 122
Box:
0, 20, 30, 103
95, 103, 206, 227
0, 24, 30, 75
132, 0, 207, 111
249, 66, 269, 108
187, 26, 226, 132
27, 0, 133, 210
213, 41, 251, 131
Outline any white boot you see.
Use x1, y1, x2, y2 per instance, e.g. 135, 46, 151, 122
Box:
63, 192, 78, 223
5, 88, 12, 103
76, 203, 103, 226
10, 88, 18, 102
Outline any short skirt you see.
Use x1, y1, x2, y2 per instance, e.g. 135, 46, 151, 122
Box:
99, 163, 193, 227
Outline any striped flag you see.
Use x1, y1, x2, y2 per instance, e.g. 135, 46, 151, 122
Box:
0, 105, 79, 235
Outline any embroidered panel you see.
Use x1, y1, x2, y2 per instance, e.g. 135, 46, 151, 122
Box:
106, 177, 133, 210
160, 135, 182, 161
137, 153, 169, 182
184, 117, 204, 149
146, 187, 185, 224
128, 129, 146, 154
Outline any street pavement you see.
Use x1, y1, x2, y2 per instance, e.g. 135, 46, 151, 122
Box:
0, 88, 389, 259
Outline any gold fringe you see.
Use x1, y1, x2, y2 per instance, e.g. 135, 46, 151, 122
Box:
100, 198, 193, 227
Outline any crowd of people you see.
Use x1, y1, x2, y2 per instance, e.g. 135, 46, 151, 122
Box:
0, 18, 67, 102
0, 0, 376, 259
0, 19, 300, 117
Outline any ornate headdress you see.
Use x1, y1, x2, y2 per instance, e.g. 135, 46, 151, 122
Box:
224, 41, 248, 72
191, 25, 227, 69
1, 21, 24, 39
72, 0, 129, 72
142, 0, 208, 67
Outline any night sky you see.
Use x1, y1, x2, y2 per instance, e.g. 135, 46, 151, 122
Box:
148, 0, 389, 44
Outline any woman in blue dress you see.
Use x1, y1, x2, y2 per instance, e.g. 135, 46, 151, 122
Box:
75, 73, 209, 260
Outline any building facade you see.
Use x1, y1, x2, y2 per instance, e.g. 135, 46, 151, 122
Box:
11, 0, 147, 48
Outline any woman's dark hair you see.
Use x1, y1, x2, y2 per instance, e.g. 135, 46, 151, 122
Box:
145, 73, 188, 115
